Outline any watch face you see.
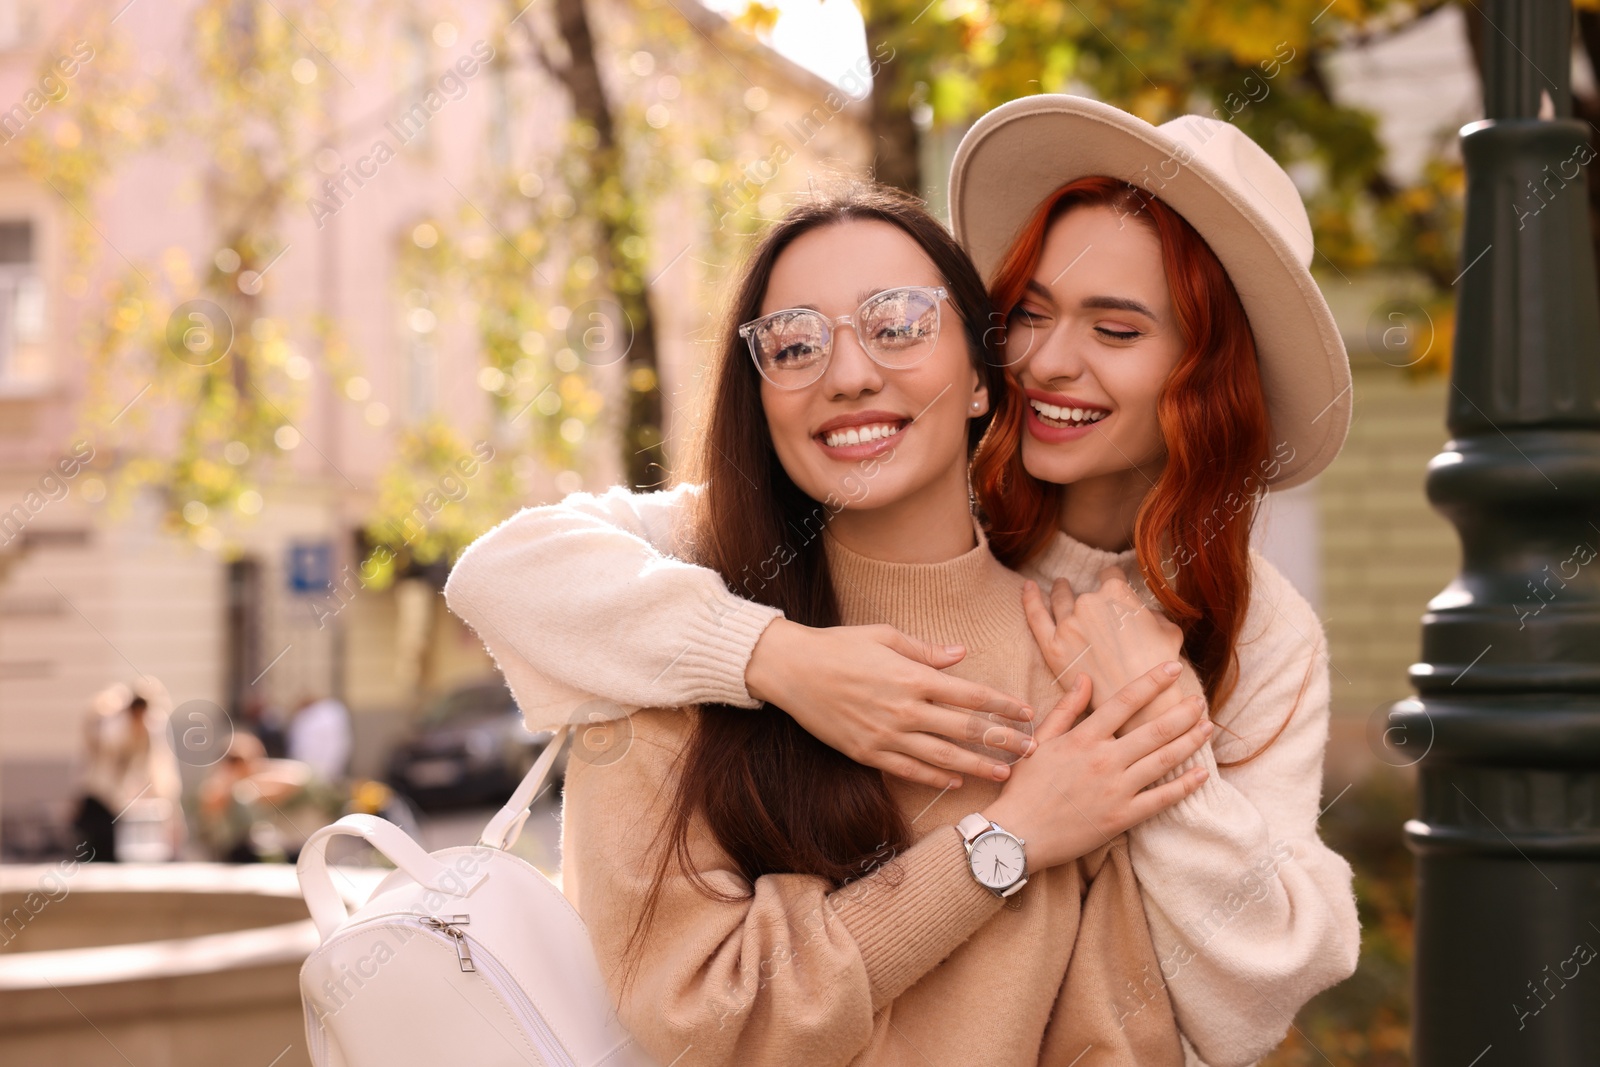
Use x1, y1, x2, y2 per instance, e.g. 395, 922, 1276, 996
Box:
969, 831, 1025, 890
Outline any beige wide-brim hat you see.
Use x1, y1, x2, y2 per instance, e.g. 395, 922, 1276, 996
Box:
949, 94, 1352, 490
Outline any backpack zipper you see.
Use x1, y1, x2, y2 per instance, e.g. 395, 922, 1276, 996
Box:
420, 914, 474, 970
458, 927, 577, 1067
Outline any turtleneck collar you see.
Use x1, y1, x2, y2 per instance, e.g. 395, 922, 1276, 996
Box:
1021, 530, 1145, 597
823, 521, 1024, 647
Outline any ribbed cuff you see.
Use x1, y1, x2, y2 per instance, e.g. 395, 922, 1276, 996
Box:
669, 595, 784, 709
828, 826, 1003, 1010
1148, 738, 1225, 826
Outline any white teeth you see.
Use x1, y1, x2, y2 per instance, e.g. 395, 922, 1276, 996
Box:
823, 423, 903, 448
1029, 399, 1106, 427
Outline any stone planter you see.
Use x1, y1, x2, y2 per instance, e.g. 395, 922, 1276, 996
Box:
0, 861, 385, 1067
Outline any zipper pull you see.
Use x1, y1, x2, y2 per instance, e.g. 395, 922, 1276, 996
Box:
422, 915, 474, 972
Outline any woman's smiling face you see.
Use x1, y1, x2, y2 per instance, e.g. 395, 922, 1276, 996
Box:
756, 218, 987, 514
1007, 203, 1183, 489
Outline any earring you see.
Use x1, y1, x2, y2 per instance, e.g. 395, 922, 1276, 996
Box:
971, 400, 983, 411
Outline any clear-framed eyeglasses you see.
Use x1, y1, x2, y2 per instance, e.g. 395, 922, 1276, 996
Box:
738, 285, 948, 390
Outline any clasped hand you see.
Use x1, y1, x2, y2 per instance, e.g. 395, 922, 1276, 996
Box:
1022, 564, 1206, 736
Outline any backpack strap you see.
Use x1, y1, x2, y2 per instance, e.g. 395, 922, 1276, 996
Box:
479, 725, 570, 852
298, 813, 488, 940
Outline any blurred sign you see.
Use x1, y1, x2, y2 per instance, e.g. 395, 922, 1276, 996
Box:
287, 541, 333, 594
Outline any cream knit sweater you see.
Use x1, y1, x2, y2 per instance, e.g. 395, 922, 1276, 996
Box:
444, 483, 1361, 1067
561, 532, 1183, 1066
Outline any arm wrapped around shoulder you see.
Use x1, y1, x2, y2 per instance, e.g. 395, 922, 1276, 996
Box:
443, 484, 783, 733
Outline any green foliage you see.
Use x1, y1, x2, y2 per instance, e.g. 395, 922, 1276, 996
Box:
40, 0, 803, 562
361, 420, 515, 589
18, 0, 373, 549
851, 0, 1463, 299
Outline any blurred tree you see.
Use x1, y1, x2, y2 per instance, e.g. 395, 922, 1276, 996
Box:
359, 0, 801, 578
15, 0, 366, 552
707, 0, 1477, 380
849, 0, 1465, 284
15, 0, 734, 578
538, 0, 667, 488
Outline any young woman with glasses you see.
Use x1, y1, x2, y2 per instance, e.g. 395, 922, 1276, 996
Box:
528, 183, 1208, 1066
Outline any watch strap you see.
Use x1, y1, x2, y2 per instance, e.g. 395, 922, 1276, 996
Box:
956, 812, 993, 844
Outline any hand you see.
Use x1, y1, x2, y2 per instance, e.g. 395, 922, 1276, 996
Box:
983, 661, 1212, 871
745, 618, 1037, 789
1022, 565, 1202, 736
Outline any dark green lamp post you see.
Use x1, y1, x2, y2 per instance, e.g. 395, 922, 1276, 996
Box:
1390, 0, 1600, 1062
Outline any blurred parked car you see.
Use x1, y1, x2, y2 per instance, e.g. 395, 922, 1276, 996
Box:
386, 681, 565, 810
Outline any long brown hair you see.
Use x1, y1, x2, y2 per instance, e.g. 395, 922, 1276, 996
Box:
971, 177, 1284, 759
623, 183, 1007, 973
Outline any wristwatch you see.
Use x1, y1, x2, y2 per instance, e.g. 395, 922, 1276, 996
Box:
957, 812, 1028, 898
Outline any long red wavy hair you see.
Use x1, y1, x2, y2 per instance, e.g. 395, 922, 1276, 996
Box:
972, 177, 1277, 727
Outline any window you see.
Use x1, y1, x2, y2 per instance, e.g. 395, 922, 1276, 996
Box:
487, 57, 509, 170
0, 220, 44, 384
399, 20, 431, 152
395, 284, 439, 423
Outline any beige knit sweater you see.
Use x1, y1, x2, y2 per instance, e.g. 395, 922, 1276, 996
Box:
559, 532, 1183, 1067
444, 483, 1362, 1067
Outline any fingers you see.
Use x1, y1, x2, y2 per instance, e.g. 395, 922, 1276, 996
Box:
1125, 711, 1213, 790
924, 673, 1033, 722
1116, 694, 1206, 761
1125, 763, 1210, 825
867, 710, 1039, 787
1083, 660, 1182, 738
871, 751, 968, 791
1049, 577, 1076, 620
1023, 580, 1059, 657
1096, 565, 1150, 616
914, 705, 1036, 758
1036, 675, 1091, 743
899, 731, 1026, 783
877, 625, 965, 669
1097, 565, 1130, 590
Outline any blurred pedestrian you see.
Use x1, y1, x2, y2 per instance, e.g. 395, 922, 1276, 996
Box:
197, 732, 269, 862
72, 681, 183, 861
242, 693, 289, 758
286, 693, 352, 785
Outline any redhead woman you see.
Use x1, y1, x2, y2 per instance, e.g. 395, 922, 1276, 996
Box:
546, 183, 1209, 1066
446, 99, 1360, 1066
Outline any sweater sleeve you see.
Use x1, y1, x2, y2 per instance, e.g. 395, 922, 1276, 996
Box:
561, 709, 1002, 1067
442, 483, 782, 733
1124, 557, 1361, 1067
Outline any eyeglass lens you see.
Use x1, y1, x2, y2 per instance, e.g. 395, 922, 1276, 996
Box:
748, 287, 941, 385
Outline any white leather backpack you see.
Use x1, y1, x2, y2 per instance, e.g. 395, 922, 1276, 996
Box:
296, 726, 657, 1067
